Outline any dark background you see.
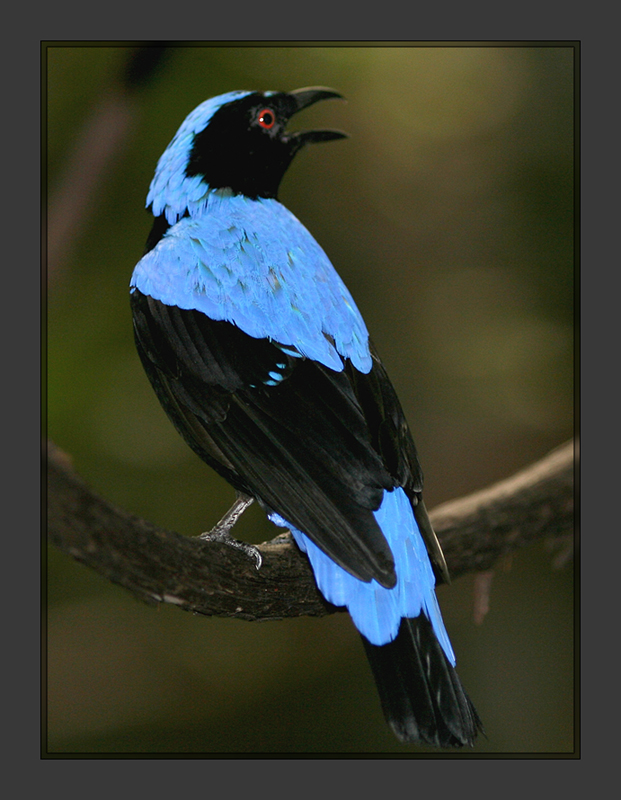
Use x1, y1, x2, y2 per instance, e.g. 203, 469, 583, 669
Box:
45, 43, 575, 755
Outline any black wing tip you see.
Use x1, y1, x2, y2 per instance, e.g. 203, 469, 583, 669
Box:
372, 548, 397, 589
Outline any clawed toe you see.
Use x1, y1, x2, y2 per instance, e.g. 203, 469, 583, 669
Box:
199, 528, 262, 570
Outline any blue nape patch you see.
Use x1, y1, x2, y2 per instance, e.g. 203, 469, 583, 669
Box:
269, 488, 456, 662
130, 194, 371, 373
147, 91, 252, 226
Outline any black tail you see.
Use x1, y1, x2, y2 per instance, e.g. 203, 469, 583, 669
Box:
362, 615, 482, 747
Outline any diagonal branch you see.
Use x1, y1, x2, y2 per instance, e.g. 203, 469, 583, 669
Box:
46, 439, 575, 621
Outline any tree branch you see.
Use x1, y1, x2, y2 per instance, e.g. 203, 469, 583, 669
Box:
46, 439, 574, 621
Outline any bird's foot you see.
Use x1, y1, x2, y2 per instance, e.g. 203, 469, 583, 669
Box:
198, 493, 262, 570
199, 528, 263, 570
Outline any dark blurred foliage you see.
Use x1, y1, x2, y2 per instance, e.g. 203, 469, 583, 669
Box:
45, 44, 575, 755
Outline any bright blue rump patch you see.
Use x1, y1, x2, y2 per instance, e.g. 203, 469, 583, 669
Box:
269, 487, 455, 662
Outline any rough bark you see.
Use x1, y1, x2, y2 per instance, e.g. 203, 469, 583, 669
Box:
46, 439, 575, 621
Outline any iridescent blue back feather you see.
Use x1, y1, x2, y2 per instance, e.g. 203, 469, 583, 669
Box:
132, 194, 371, 373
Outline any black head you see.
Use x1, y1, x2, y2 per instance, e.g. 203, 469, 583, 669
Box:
184, 87, 347, 200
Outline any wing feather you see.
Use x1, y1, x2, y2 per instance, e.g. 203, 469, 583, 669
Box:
131, 288, 443, 586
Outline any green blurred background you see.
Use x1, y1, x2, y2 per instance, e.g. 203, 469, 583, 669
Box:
46, 44, 575, 755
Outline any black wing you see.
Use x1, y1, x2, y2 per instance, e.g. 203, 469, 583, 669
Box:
131, 288, 447, 587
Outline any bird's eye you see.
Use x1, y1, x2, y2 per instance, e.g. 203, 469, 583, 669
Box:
257, 108, 276, 130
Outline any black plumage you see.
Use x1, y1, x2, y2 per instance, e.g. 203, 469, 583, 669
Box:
363, 617, 482, 746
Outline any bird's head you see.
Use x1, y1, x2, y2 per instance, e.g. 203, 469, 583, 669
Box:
147, 87, 347, 224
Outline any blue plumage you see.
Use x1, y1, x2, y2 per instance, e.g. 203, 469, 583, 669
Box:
270, 489, 455, 660
147, 91, 250, 225
130, 87, 480, 746
132, 193, 371, 373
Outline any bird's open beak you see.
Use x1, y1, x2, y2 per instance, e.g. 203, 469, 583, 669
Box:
287, 86, 348, 145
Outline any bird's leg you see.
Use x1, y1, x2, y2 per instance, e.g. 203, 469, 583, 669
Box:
198, 492, 262, 570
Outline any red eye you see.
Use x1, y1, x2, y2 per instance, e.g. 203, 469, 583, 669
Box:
257, 108, 276, 129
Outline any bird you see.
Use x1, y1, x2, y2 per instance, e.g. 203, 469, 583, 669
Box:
130, 86, 482, 747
